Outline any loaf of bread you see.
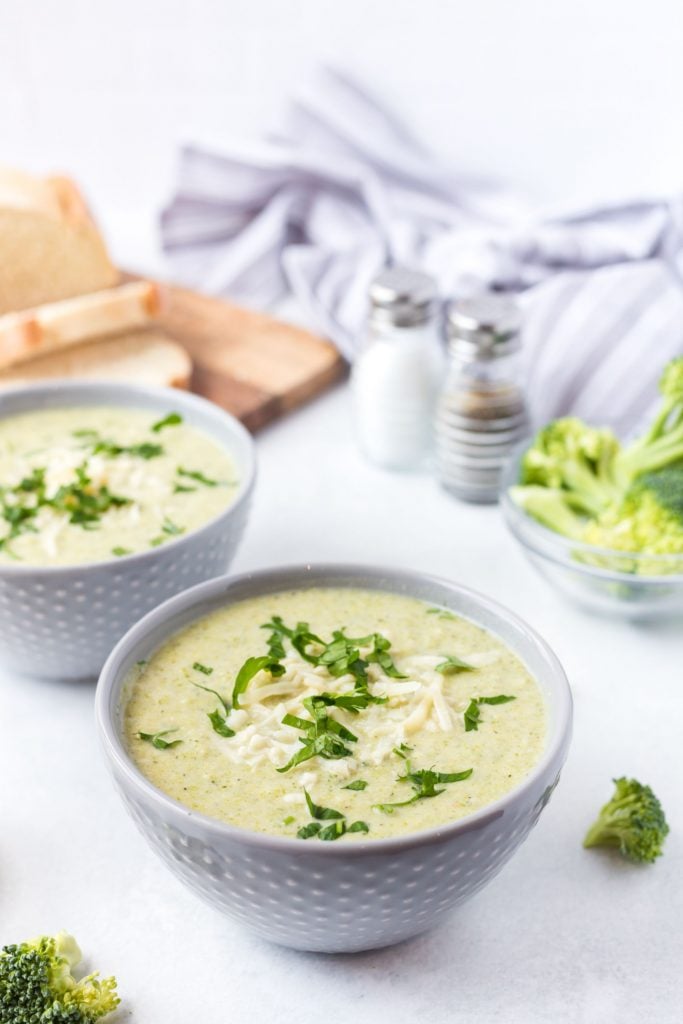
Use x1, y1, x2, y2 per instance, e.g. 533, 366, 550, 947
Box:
0, 167, 119, 314
0, 329, 192, 390
0, 281, 163, 370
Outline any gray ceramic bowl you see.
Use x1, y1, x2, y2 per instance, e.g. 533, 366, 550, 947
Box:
0, 381, 255, 680
96, 564, 572, 953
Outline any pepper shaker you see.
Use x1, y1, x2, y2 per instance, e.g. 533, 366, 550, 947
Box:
434, 294, 528, 503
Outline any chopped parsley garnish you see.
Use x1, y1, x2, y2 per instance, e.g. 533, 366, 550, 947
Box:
207, 709, 235, 738
426, 607, 456, 620
137, 728, 181, 749
93, 439, 164, 460
463, 694, 516, 732
283, 815, 296, 826
343, 779, 368, 791
393, 742, 413, 760
151, 412, 183, 433
319, 821, 347, 841
111, 546, 132, 557
191, 680, 234, 737
304, 789, 344, 820
177, 467, 220, 487
0, 462, 130, 551
297, 822, 322, 839
161, 517, 184, 536
374, 763, 473, 814
277, 695, 358, 773
193, 661, 213, 675
173, 484, 196, 494
231, 654, 285, 709
435, 654, 475, 674
295, 790, 371, 841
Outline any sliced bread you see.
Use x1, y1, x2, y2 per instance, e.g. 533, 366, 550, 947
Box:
0, 329, 192, 390
0, 167, 118, 314
0, 281, 163, 370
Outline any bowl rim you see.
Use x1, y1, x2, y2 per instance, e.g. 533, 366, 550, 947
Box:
501, 442, 683, 582
0, 380, 256, 576
95, 563, 573, 856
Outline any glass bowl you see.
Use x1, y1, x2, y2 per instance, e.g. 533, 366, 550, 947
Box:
500, 447, 683, 619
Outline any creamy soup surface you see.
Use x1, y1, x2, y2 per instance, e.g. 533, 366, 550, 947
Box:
0, 406, 238, 565
125, 588, 546, 841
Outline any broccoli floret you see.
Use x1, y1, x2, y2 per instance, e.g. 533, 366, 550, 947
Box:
0, 932, 119, 1023
583, 777, 669, 864
508, 485, 587, 539
615, 356, 683, 484
583, 479, 683, 556
512, 359, 683, 563
519, 417, 622, 516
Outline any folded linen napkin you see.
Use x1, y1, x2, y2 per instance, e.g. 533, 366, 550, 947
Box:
160, 67, 683, 434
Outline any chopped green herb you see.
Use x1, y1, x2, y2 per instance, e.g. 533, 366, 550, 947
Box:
347, 820, 370, 834
191, 680, 229, 712
297, 822, 322, 840
319, 820, 347, 841
173, 484, 196, 494
435, 654, 475, 674
277, 695, 358, 773
94, 438, 164, 460
283, 815, 295, 826
135, 659, 148, 667
111, 546, 132, 557
193, 661, 213, 675
0, 462, 131, 550
463, 694, 516, 731
161, 517, 184, 536
149, 536, 164, 547
191, 677, 234, 738
393, 742, 413, 760
137, 728, 181, 749
304, 789, 344, 820
478, 694, 517, 705
151, 412, 183, 433
177, 467, 220, 487
72, 428, 99, 439
374, 764, 473, 813
207, 709, 235, 738
232, 654, 284, 709
343, 779, 368, 791
426, 607, 456, 620
464, 699, 481, 732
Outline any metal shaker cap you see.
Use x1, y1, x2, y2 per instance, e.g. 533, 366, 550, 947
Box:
446, 294, 522, 359
369, 267, 437, 327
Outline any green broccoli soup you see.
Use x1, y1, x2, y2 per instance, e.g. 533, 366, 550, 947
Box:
0, 407, 238, 566
124, 588, 546, 841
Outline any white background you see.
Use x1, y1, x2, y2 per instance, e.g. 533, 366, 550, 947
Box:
4, 0, 683, 270
1, 3, 682, 1023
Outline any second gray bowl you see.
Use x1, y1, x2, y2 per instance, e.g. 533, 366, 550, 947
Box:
0, 381, 255, 680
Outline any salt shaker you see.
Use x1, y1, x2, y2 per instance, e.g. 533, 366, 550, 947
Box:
434, 294, 528, 503
351, 267, 442, 470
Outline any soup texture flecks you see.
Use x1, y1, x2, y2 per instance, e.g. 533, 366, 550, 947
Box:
0, 406, 238, 565
124, 588, 546, 841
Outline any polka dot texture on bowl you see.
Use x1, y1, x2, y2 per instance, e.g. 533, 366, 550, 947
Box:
0, 499, 251, 681
114, 765, 560, 953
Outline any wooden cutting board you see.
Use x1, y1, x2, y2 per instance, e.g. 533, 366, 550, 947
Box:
154, 283, 346, 431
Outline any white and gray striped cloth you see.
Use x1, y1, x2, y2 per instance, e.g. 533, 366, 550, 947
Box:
160, 67, 683, 435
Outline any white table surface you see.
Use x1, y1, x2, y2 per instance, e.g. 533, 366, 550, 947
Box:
1, 383, 681, 1024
